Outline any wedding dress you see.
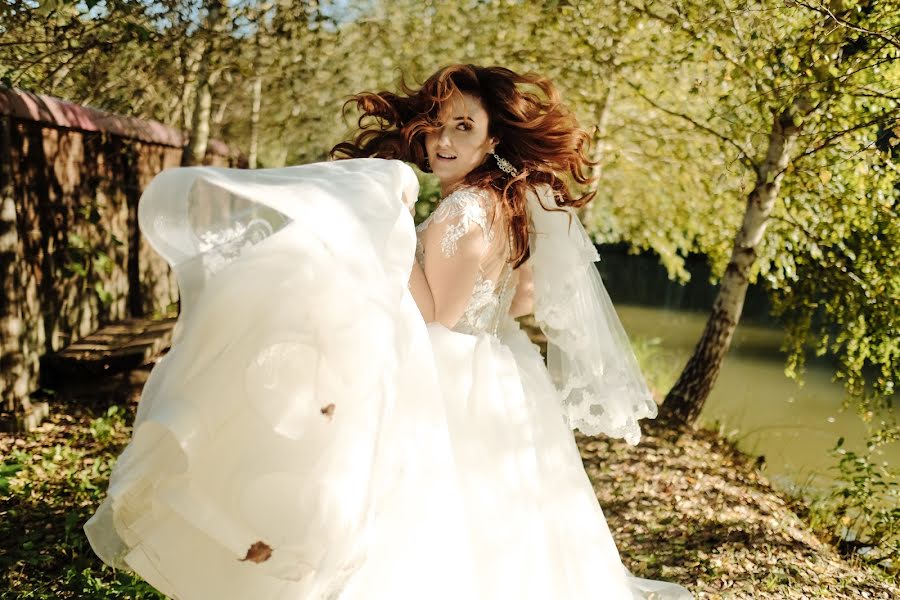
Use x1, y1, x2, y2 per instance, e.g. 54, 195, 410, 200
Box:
84, 157, 693, 600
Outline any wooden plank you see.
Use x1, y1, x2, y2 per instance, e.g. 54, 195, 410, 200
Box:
42, 316, 177, 380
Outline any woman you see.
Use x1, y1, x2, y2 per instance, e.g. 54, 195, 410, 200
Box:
84, 64, 693, 599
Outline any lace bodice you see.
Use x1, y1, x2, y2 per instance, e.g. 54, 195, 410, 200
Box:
415, 186, 517, 336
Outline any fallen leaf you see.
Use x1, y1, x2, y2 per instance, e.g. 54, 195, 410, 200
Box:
320, 403, 335, 420
240, 541, 273, 563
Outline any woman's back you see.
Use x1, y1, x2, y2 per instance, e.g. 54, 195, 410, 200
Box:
414, 185, 518, 335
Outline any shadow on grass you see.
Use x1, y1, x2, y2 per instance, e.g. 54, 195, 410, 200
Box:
1, 369, 165, 599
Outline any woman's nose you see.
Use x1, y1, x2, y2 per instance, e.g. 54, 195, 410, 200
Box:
438, 127, 452, 146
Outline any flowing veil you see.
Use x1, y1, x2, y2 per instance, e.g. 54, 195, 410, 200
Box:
527, 184, 659, 445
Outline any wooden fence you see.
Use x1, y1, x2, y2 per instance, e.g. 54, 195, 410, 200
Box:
0, 87, 242, 417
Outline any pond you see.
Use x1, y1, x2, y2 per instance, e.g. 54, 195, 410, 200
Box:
599, 246, 898, 507
615, 304, 899, 500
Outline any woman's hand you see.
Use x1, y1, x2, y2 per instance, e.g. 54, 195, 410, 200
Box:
508, 260, 534, 318
402, 187, 418, 215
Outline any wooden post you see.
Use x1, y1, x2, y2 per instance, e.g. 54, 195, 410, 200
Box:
0, 115, 23, 413
0, 115, 47, 428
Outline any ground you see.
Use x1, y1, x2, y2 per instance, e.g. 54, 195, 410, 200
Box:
0, 367, 897, 599
583, 422, 899, 599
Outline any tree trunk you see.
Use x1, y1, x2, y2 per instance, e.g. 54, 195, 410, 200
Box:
247, 2, 271, 170
178, 46, 203, 131
588, 81, 615, 191
182, 62, 217, 166
182, 0, 227, 166
248, 76, 262, 169
657, 105, 804, 426
576, 82, 615, 223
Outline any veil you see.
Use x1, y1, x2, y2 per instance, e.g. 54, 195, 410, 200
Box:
526, 184, 658, 445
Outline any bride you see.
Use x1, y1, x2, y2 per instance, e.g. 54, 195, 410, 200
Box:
84, 63, 693, 599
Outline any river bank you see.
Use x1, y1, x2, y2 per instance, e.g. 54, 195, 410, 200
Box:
586, 419, 899, 598
0, 367, 897, 598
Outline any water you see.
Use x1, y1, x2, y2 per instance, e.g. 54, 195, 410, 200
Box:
615, 303, 899, 503
594, 245, 897, 511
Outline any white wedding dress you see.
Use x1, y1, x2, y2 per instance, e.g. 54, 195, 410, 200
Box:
84, 157, 693, 600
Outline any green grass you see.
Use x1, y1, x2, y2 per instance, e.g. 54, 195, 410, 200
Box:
0, 401, 165, 599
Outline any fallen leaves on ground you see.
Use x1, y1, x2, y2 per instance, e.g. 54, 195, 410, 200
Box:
578, 424, 899, 599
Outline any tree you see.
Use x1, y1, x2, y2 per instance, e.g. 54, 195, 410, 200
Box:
181, 0, 232, 165
610, 0, 898, 434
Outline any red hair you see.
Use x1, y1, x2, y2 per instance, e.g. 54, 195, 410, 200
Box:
330, 64, 597, 268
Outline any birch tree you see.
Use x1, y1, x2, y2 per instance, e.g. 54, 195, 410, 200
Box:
613, 0, 899, 431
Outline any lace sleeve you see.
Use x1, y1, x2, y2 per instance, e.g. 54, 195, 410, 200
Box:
427, 188, 493, 257
420, 188, 492, 329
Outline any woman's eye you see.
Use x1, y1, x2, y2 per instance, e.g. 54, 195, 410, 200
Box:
457, 123, 471, 131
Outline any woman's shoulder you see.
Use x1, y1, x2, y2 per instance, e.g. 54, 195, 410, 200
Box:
425, 185, 502, 245
437, 185, 499, 218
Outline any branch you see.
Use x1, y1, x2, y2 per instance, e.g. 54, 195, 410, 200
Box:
789, 0, 900, 52
622, 78, 759, 172
791, 111, 899, 168
738, 45, 895, 109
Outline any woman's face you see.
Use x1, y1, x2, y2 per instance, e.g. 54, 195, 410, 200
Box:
424, 91, 497, 195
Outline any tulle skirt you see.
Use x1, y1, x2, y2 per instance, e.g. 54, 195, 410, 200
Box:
84, 158, 693, 599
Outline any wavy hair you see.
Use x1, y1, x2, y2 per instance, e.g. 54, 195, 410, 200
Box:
329, 64, 597, 268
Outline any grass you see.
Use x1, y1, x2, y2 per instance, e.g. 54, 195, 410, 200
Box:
0, 376, 164, 599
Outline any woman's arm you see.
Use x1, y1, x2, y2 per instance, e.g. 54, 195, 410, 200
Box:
508, 259, 534, 318
408, 190, 493, 329
407, 259, 435, 321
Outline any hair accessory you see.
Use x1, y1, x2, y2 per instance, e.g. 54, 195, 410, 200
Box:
490, 150, 519, 177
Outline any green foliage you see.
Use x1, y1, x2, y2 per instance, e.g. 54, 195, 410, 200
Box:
64, 206, 120, 309
0, 458, 23, 496
88, 405, 126, 445
598, 0, 899, 430
805, 435, 900, 570
0, 403, 164, 599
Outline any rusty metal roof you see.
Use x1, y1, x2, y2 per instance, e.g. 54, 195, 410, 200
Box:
0, 86, 235, 156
